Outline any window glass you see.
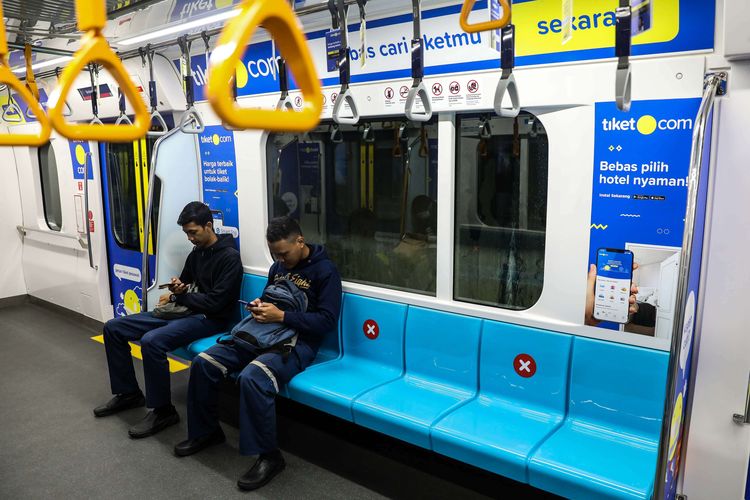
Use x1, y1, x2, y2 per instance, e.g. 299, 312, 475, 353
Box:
454, 113, 548, 310
267, 120, 438, 295
105, 139, 160, 252
38, 143, 62, 231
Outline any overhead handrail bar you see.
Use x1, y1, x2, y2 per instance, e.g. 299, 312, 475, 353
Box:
493, 12, 520, 117
177, 35, 205, 134
47, 0, 149, 142
615, 0, 632, 112
140, 46, 168, 137
206, 0, 323, 132
54, 67, 73, 117
276, 56, 294, 111
405, 0, 432, 122
330, 0, 360, 125
459, 0, 511, 33
0, 2, 50, 144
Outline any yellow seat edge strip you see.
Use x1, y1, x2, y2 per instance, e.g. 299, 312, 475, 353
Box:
459, 0, 511, 33
207, 0, 322, 132
91, 335, 189, 373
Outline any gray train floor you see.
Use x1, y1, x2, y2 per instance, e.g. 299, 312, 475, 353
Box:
0, 301, 560, 499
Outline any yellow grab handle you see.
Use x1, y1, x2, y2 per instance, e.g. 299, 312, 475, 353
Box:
207, 0, 323, 132
0, 64, 51, 146
47, 32, 150, 142
459, 0, 511, 33
75, 0, 107, 32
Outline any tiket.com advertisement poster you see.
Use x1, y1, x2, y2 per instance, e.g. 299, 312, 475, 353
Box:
585, 98, 700, 339
199, 126, 240, 246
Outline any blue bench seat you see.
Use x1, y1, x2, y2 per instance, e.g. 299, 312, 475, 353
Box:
528, 337, 668, 500
351, 307, 482, 449
287, 295, 406, 420
431, 322, 572, 483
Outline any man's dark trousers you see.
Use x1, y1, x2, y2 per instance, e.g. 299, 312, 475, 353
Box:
187, 340, 317, 455
103, 312, 229, 409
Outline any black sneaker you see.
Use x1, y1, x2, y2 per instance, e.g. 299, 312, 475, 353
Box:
128, 406, 180, 439
174, 427, 226, 457
237, 451, 285, 491
93, 391, 145, 418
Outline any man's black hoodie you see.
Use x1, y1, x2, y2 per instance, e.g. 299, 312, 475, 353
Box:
266, 244, 342, 351
175, 233, 243, 322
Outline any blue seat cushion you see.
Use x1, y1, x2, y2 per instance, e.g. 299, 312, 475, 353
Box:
528, 421, 659, 500
352, 376, 475, 449
431, 397, 564, 483
287, 358, 402, 421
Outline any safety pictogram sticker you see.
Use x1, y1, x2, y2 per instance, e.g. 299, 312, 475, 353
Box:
363, 319, 379, 340
513, 353, 536, 378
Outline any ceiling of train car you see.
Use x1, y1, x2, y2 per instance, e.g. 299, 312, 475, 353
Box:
2, 0, 158, 26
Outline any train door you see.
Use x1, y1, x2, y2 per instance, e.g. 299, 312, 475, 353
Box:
99, 138, 160, 317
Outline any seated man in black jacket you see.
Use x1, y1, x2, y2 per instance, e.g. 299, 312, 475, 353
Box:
175, 216, 342, 492
94, 202, 243, 439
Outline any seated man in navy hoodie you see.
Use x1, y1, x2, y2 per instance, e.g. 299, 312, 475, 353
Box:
94, 202, 243, 439
175, 216, 342, 491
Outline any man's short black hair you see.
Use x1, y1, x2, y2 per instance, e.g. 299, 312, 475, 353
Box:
177, 201, 213, 227
266, 216, 303, 243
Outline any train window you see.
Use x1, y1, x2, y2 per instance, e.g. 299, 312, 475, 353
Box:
454, 113, 548, 310
38, 143, 62, 231
267, 120, 438, 295
105, 140, 161, 252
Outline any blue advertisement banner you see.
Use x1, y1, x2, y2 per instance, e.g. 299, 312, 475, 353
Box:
68, 140, 94, 180
176, 0, 714, 103
198, 126, 240, 244
663, 112, 713, 500
587, 98, 700, 333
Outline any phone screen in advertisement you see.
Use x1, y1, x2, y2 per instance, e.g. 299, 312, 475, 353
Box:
594, 248, 634, 324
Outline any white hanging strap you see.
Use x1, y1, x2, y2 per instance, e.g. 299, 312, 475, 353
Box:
330, 0, 360, 125
405, 0, 432, 122
494, 22, 520, 118
615, 0, 632, 112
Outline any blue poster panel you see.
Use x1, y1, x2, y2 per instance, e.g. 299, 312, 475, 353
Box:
68, 140, 94, 180
586, 98, 700, 335
662, 112, 713, 499
198, 126, 240, 245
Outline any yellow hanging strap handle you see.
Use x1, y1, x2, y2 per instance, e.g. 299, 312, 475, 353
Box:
47, 0, 149, 142
459, 0, 511, 33
207, 0, 323, 132
0, 2, 50, 145
24, 44, 40, 102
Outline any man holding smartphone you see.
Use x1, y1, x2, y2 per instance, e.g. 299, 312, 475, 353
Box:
93, 202, 243, 440
175, 216, 342, 492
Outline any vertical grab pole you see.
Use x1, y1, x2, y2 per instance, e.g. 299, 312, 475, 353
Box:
83, 151, 97, 270
653, 73, 725, 500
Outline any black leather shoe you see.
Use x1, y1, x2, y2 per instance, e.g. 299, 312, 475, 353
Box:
174, 428, 226, 457
93, 391, 145, 417
237, 452, 286, 491
128, 406, 179, 439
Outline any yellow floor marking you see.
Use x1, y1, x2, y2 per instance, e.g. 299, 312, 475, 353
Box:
91, 335, 189, 373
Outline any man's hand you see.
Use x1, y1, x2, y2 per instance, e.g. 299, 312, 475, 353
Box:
158, 293, 171, 306
249, 300, 284, 324
585, 262, 640, 326
168, 277, 189, 295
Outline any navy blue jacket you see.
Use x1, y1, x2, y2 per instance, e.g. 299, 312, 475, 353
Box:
266, 244, 342, 350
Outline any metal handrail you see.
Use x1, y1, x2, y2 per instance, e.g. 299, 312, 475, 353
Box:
83, 151, 97, 269
653, 72, 725, 500
16, 225, 87, 247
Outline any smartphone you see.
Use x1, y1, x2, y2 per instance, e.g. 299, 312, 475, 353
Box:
593, 248, 634, 324
157, 283, 172, 289
211, 209, 224, 234
238, 299, 249, 306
